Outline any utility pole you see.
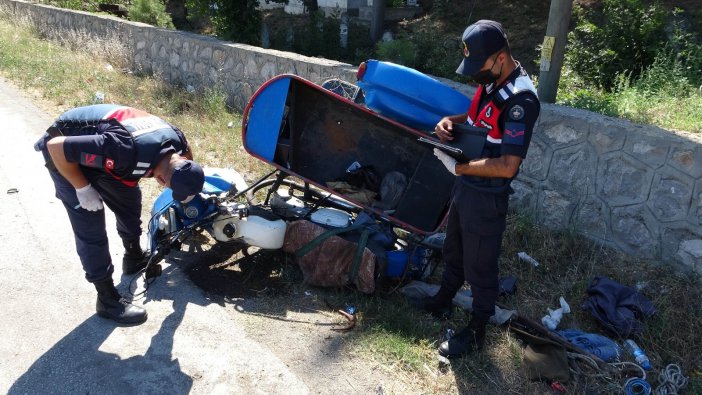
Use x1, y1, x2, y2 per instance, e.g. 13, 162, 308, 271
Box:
370, 0, 386, 42
537, 0, 573, 103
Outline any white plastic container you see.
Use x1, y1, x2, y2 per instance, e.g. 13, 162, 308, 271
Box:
310, 207, 351, 228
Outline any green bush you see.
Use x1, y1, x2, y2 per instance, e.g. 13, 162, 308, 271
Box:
375, 38, 417, 68
186, 0, 265, 44
129, 0, 174, 28
567, 0, 667, 91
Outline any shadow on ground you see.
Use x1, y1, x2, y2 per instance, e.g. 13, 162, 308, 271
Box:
9, 264, 193, 394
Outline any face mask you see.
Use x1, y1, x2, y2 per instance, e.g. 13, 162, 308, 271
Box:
471, 56, 502, 85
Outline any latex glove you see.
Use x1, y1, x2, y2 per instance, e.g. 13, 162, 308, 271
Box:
433, 148, 457, 176
75, 184, 104, 211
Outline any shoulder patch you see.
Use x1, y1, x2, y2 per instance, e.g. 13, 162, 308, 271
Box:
508, 105, 525, 120
503, 122, 526, 146
80, 152, 103, 168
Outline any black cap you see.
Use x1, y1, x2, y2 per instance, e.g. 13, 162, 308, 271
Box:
170, 160, 205, 202
456, 20, 508, 76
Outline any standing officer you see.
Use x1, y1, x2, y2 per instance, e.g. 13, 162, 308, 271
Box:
414, 20, 541, 359
35, 104, 205, 325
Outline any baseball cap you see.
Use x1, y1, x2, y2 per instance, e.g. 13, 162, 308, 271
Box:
170, 160, 205, 202
456, 20, 508, 76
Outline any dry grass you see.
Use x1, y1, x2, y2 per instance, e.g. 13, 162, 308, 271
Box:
1, 14, 700, 394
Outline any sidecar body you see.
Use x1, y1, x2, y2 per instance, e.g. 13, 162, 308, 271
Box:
242, 62, 472, 235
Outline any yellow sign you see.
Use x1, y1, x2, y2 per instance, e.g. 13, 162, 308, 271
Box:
541, 36, 556, 61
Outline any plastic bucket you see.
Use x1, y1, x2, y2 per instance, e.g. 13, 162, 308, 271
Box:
386, 249, 428, 277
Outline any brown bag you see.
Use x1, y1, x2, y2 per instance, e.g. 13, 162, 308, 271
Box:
282, 220, 378, 294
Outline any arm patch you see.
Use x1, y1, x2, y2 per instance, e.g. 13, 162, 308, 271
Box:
80, 152, 104, 168
503, 122, 526, 146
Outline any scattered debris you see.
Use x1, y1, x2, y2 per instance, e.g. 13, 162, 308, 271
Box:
517, 251, 540, 267
7, 188, 18, 194
541, 296, 570, 330
227, 121, 234, 128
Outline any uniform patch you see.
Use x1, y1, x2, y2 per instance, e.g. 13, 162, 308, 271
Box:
485, 105, 493, 118
80, 152, 103, 168
504, 122, 526, 146
508, 105, 525, 120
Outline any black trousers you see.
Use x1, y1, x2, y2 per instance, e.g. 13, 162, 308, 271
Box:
441, 180, 509, 321
42, 149, 142, 283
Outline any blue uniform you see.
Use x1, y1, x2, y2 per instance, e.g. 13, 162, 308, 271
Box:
35, 105, 190, 282
442, 65, 540, 321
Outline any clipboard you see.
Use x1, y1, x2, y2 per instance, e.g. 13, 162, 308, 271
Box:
418, 123, 488, 162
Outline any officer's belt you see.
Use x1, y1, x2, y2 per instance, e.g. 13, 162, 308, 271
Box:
464, 175, 509, 188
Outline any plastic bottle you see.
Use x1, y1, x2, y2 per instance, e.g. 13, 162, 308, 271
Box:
624, 339, 651, 370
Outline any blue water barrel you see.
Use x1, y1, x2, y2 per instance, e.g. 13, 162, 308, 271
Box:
357, 60, 471, 132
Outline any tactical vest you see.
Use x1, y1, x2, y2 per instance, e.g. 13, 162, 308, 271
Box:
50, 104, 187, 186
460, 67, 537, 191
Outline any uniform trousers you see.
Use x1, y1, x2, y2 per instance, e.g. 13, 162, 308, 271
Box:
441, 179, 509, 321
42, 149, 142, 282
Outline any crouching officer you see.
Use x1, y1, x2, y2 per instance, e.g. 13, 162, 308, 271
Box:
414, 20, 541, 358
35, 104, 205, 325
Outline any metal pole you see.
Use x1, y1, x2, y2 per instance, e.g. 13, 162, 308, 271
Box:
537, 0, 574, 103
370, 0, 386, 42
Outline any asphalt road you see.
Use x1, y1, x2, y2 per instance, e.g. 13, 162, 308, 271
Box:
0, 78, 310, 394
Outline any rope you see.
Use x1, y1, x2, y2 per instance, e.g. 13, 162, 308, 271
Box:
624, 377, 652, 395
566, 352, 689, 395
653, 364, 688, 395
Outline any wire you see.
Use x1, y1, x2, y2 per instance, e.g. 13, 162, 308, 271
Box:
624, 377, 652, 395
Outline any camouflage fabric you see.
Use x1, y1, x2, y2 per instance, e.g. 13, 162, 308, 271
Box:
282, 220, 377, 294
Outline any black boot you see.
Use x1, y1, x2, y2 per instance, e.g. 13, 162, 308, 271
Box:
94, 278, 147, 324
438, 314, 487, 359
409, 286, 455, 320
122, 238, 149, 275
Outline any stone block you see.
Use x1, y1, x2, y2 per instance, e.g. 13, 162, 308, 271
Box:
539, 116, 588, 148
199, 46, 212, 62
588, 121, 626, 154
610, 204, 658, 258
647, 167, 693, 222
538, 189, 576, 230
521, 133, 552, 181
689, 179, 702, 227
213, 49, 225, 69
573, 195, 610, 241
277, 58, 301, 75
596, 152, 653, 207
624, 134, 670, 169
669, 143, 702, 178
548, 142, 596, 195
509, 178, 537, 215
243, 54, 259, 79
169, 52, 180, 68
661, 224, 702, 274
259, 57, 277, 81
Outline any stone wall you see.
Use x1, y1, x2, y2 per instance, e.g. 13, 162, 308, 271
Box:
2, 0, 702, 273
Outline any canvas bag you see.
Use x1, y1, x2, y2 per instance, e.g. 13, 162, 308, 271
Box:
282, 220, 379, 294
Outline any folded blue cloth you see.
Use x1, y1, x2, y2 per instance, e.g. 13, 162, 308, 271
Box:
557, 328, 622, 362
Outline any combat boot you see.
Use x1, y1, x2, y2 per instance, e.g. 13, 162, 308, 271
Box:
122, 238, 149, 275
94, 278, 147, 324
409, 286, 455, 320
438, 314, 487, 359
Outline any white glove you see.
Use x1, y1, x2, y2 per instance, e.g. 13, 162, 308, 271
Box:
433, 148, 457, 176
75, 184, 104, 211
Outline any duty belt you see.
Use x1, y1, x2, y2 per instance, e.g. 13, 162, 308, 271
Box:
464, 175, 509, 188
